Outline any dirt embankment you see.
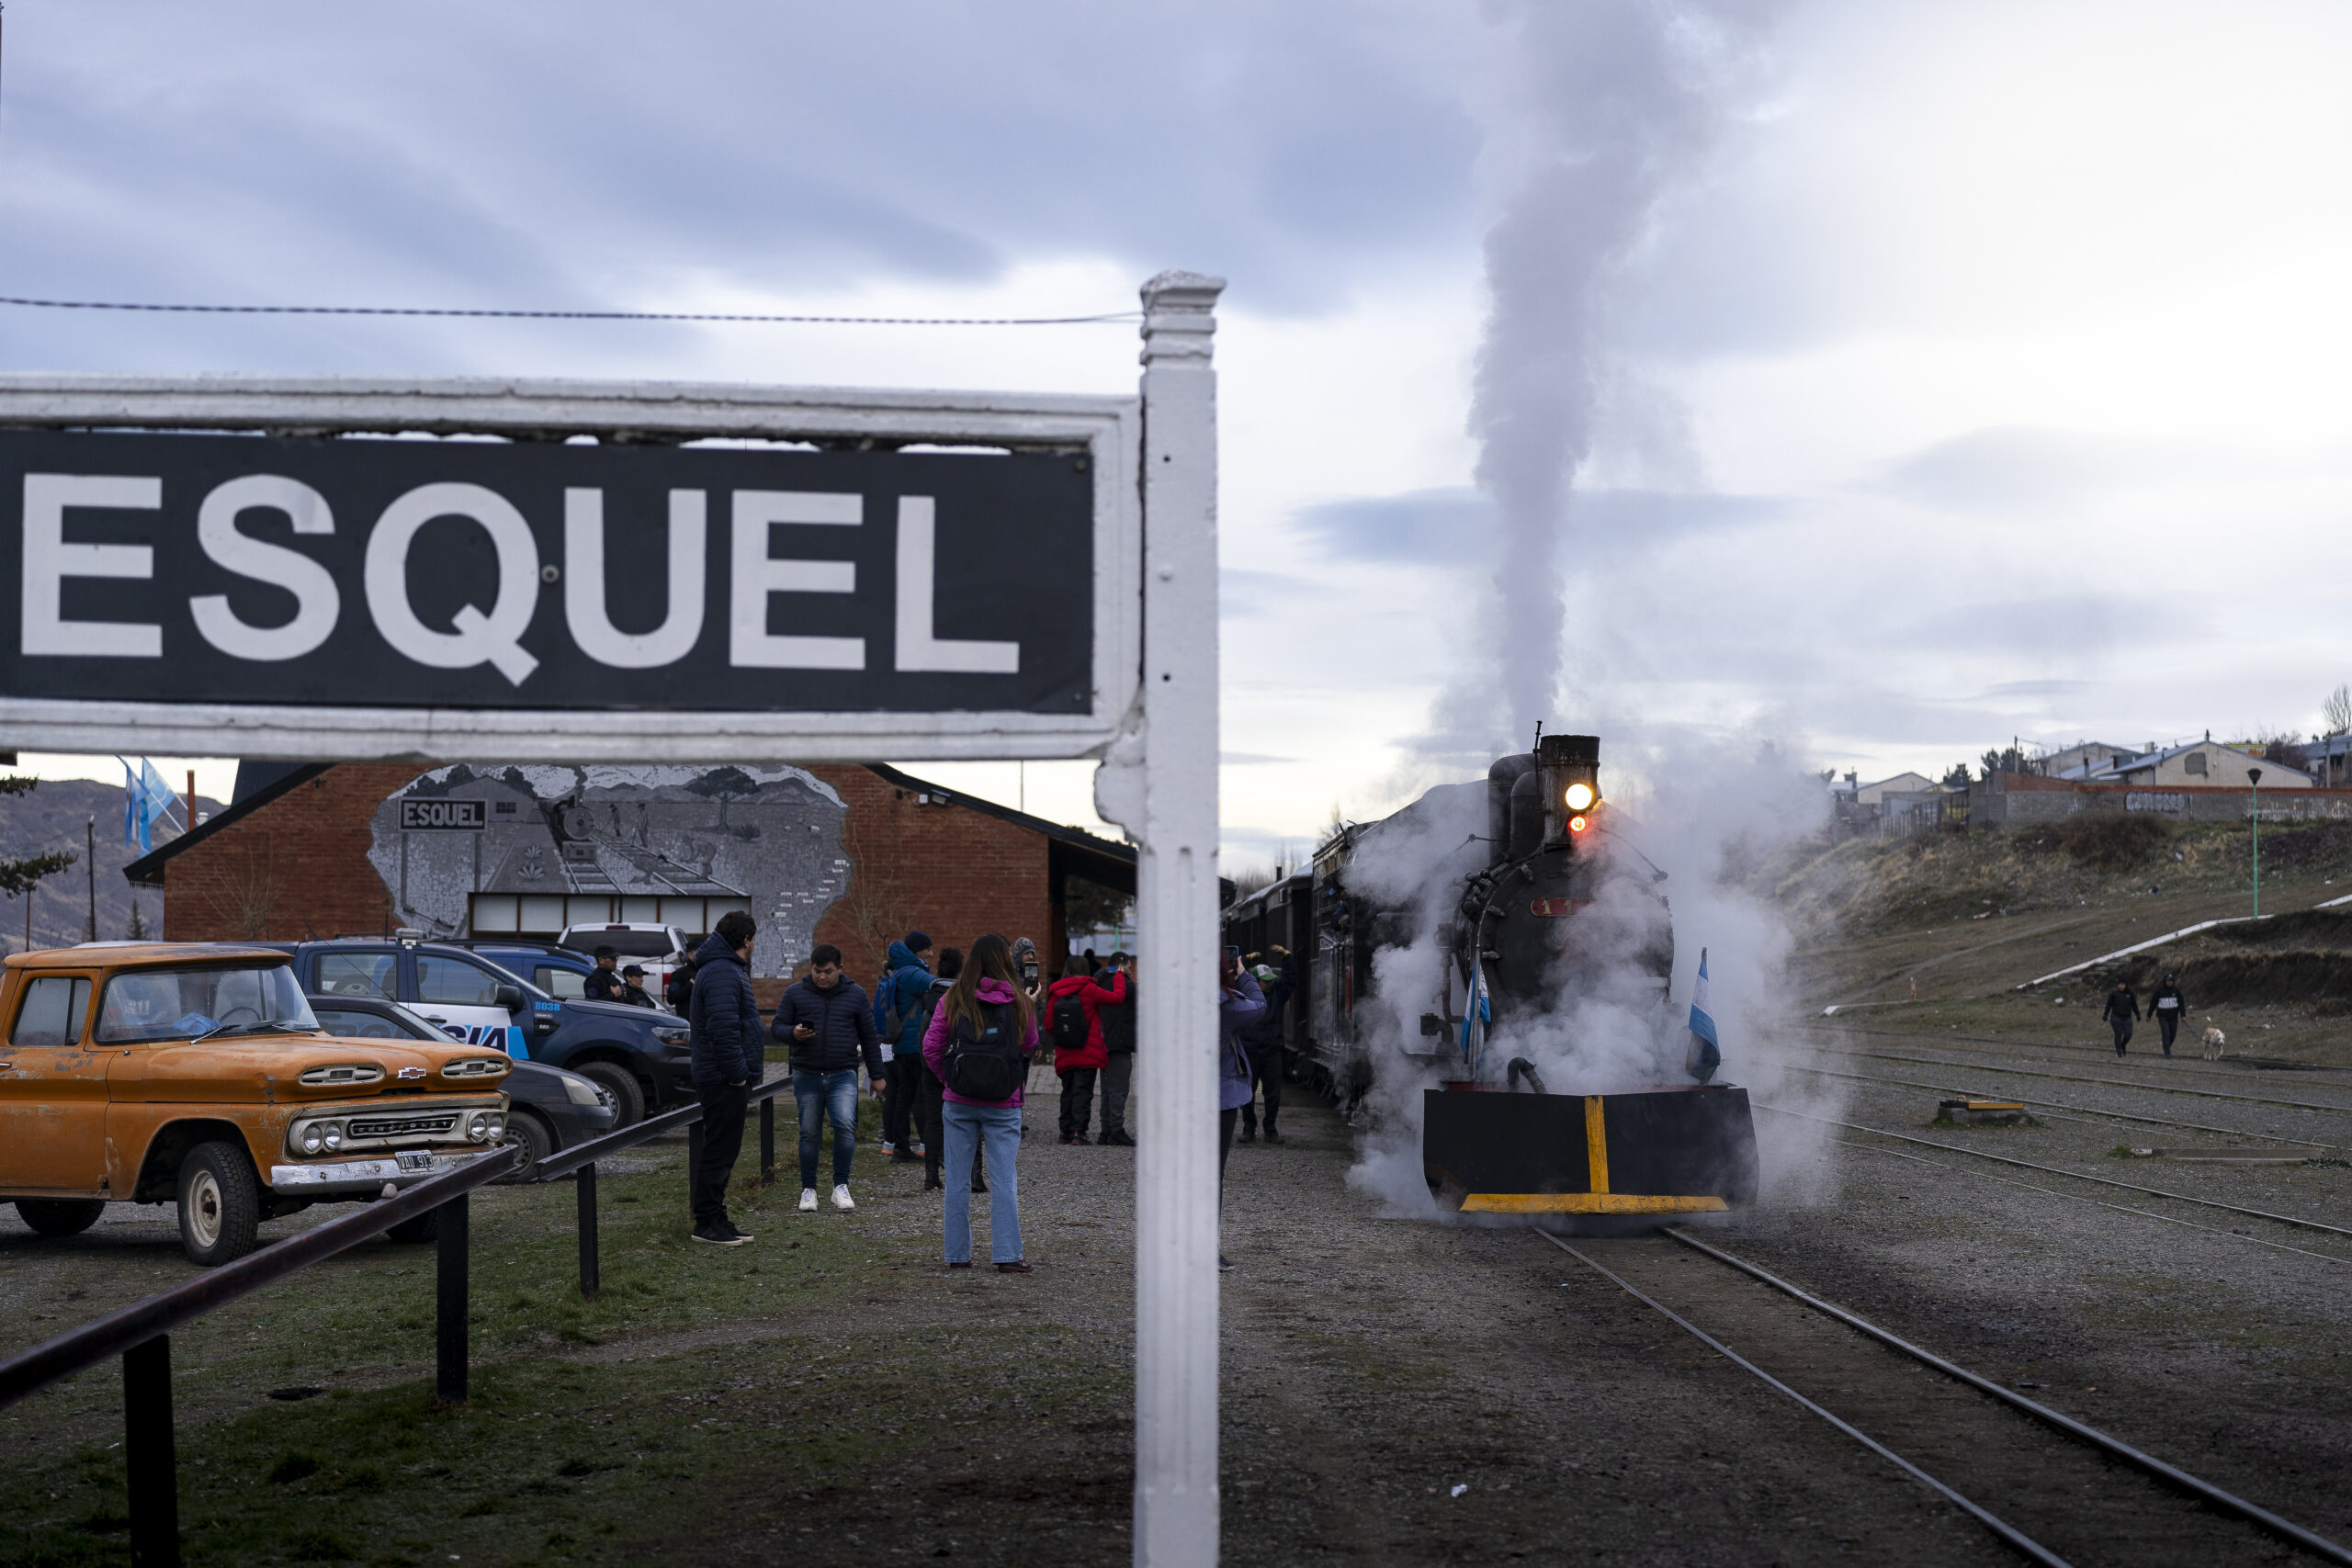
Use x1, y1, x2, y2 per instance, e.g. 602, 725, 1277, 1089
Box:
1769, 817, 2352, 942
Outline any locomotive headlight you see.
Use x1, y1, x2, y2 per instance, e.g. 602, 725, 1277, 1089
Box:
1568, 814, 1591, 835
1565, 782, 1595, 810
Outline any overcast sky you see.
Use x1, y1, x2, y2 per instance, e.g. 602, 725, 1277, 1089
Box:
9, 0, 2352, 865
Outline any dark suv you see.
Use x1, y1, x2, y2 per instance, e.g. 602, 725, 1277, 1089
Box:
284, 937, 693, 1126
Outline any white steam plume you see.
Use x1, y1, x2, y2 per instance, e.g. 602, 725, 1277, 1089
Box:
1470, 0, 1784, 747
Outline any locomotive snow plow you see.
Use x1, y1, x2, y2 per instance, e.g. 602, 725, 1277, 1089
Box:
1421, 1082, 1758, 1214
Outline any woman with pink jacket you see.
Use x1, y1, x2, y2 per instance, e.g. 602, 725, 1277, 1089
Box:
920, 933, 1040, 1273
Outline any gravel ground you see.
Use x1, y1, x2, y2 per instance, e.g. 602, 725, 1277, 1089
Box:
6, 1055, 2349, 1565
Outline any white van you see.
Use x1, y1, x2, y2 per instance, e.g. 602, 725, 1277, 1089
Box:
558, 922, 692, 993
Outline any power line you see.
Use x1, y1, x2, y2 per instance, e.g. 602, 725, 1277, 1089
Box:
0, 294, 1140, 327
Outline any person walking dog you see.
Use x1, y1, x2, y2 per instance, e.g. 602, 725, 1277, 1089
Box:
685, 911, 760, 1247
2103, 981, 2140, 1057
922, 933, 1039, 1272
773, 943, 882, 1213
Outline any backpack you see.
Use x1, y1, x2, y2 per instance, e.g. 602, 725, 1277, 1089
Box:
1051, 993, 1091, 1052
880, 969, 910, 1042
942, 1001, 1027, 1101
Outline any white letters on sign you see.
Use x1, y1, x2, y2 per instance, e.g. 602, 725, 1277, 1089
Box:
189, 475, 340, 661
14, 477, 1026, 682
895, 495, 1019, 674
20, 473, 162, 657
564, 488, 707, 669
365, 482, 541, 685
729, 491, 864, 670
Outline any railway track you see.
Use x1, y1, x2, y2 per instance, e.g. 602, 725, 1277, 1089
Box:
1809, 1023, 2352, 1079
1758, 1102, 2352, 1241
1783, 1061, 2344, 1152
1806, 1043, 2352, 1119
1545, 1226, 2352, 1566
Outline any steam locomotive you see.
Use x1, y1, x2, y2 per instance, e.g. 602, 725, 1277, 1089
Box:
1224, 734, 1758, 1218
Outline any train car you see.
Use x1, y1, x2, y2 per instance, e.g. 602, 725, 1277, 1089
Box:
1228, 734, 1758, 1219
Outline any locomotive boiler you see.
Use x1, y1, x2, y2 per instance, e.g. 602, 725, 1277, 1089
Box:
1227, 732, 1758, 1220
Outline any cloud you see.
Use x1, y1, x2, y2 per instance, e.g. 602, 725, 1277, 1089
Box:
1292, 484, 1779, 566
1867, 425, 2183, 513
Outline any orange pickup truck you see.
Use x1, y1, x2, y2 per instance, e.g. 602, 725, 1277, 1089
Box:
0, 943, 512, 1266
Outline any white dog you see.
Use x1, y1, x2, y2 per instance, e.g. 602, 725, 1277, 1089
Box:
2201, 1026, 2227, 1061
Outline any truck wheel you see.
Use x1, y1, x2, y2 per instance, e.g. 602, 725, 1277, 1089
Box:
386, 1209, 440, 1244
496, 1111, 554, 1183
15, 1198, 105, 1237
176, 1142, 262, 1267
574, 1062, 644, 1129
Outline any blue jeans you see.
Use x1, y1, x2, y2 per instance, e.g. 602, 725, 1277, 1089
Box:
794, 1067, 859, 1190
942, 1101, 1023, 1264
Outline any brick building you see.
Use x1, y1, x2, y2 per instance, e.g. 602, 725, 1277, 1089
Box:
123, 760, 1135, 986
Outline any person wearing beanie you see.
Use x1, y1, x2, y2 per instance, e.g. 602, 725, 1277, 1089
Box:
875, 931, 935, 1160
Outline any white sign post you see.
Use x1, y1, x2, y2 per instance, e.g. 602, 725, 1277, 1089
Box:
1095, 270, 1226, 1568
0, 272, 1230, 1563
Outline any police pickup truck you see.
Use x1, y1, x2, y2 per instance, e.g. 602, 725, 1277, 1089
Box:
284, 935, 695, 1126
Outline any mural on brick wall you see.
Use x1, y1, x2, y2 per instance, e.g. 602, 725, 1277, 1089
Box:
365, 764, 849, 976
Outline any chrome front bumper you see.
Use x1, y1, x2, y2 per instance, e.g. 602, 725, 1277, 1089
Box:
269, 1150, 479, 1196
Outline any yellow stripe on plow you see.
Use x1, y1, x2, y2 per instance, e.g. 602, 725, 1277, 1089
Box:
1461, 1193, 1729, 1214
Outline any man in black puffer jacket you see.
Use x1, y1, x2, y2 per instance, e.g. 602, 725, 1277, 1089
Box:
685, 911, 761, 1247
772, 943, 883, 1213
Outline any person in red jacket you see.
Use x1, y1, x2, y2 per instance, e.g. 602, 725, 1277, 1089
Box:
1045, 962, 1126, 1145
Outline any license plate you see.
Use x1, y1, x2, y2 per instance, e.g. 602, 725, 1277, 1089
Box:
395, 1151, 435, 1173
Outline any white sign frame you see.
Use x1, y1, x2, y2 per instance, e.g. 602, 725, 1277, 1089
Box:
0, 373, 1140, 762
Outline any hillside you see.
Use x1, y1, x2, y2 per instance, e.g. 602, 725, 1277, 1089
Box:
0, 777, 225, 953
1776, 815, 2352, 1066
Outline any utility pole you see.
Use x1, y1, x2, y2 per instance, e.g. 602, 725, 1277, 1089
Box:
85, 816, 96, 941
2249, 767, 2263, 918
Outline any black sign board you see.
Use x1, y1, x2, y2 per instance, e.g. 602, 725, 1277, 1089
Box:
401, 797, 487, 831
0, 429, 1094, 715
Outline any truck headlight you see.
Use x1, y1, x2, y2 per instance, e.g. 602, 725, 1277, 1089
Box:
300, 1124, 324, 1155
467, 1111, 491, 1142
321, 1123, 344, 1152
562, 1077, 604, 1106
652, 1026, 690, 1048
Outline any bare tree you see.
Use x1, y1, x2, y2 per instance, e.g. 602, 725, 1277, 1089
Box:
201, 837, 288, 940
827, 808, 923, 979
2324, 683, 2352, 738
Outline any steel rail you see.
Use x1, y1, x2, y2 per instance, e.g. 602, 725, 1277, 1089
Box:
0, 1143, 517, 1410
1539, 1231, 2074, 1568
1830, 1135, 2352, 1269
1662, 1227, 2352, 1568
1759, 1103, 2352, 1239
1806, 1021, 2352, 1080
533, 1070, 795, 1182
1810, 1044, 2352, 1117
1783, 1061, 2341, 1151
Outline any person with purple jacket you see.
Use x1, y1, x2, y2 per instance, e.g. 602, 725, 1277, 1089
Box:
920, 933, 1040, 1273
1216, 948, 1266, 1272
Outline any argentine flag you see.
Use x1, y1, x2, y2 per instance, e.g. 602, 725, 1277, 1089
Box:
1459, 955, 1491, 1064
1686, 947, 1722, 1083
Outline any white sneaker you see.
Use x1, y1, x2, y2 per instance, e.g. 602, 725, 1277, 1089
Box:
797, 1188, 819, 1213
831, 1184, 855, 1212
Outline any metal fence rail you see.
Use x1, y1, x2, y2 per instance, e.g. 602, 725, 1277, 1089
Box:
535, 1071, 797, 1297
0, 1062, 804, 1566
0, 1145, 521, 1568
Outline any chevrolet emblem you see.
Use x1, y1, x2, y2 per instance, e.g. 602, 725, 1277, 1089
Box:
397, 1066, 426, 1080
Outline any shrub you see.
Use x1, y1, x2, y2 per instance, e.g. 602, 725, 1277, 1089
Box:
2048, 814, 2168, 871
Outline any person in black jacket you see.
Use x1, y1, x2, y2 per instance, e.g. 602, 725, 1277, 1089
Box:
1237, 949, 1296, 1145
2102, 981, 2140, 1056
665, 952, 696, 1015
2148, 972, 2185, 1056
583, 945, 623, 1002
685, 912, 760, 1247
772, 942, 883, 1213
1095, 952, 1137, 1146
